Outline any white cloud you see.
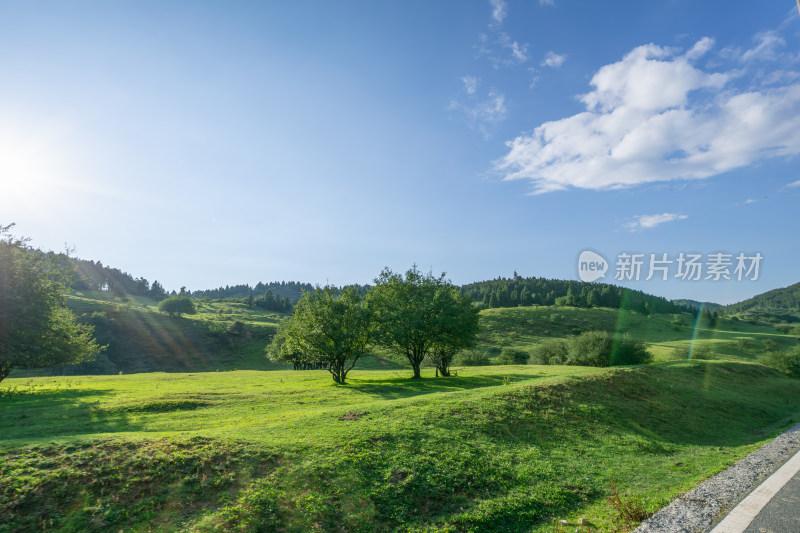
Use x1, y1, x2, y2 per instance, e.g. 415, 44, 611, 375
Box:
625, 213, 687, 231
685, 37, 715, 61
787, 180, 800, 188
489, 0, 507, 26
509, 41, 530, 63
541, 51, 566, 68
494, 37, 800, 194
741, 31, 786, 62
475, 8, 530, 68
461, 75, 478, 95
449, 90, 507, 138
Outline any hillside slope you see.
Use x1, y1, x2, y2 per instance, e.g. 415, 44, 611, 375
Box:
720, 282, 800, 323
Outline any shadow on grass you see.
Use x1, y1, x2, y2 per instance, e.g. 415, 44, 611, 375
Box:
428, 362, 800, 449
0, 388, 147, 441
348, 373, 544, 400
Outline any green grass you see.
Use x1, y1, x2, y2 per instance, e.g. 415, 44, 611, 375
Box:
6, 298, 800, 531
3, 361, 800, 532
475, 306, 798, 363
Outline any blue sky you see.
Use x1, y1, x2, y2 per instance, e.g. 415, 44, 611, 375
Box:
1, 0, 798, 304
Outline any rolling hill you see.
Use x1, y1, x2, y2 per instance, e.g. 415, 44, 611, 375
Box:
718, 282, 800, 323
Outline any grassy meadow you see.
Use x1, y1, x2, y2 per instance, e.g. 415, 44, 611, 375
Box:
3, 292, 800, 531
3, 361, 800, 532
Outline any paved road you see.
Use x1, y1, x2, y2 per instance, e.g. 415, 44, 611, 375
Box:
743, 470, 800, 533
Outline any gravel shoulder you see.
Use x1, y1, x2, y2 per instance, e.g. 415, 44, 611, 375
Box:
634, 422, 800, 533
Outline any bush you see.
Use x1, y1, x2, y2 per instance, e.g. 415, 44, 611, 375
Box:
494, 347, 530, 365
530, 339, 568, 365
760, 347, 800, 378
611, 334, 652, 365
565, 331, 651, 367
228, 320, 246, 336
158, 296, 196, 318
566, 331, 614, 367
689, 344, 714, 360
455, 350, 491, 366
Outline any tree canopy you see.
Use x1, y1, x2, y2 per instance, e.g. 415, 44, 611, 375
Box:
157, 295, 197, 318
269, 286, 372, 384
368, 266, 479, 378
0, 224, 102, 383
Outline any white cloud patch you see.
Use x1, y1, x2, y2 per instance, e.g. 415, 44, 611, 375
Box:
509, 40, 530, 63
625, 213, 687, 231
489, 0, 507, 26
741, 31, 786, 62
787, 179, 800, 188
461, 75, 478, 95
476, 4, 531, 68
685, 36, 715, 61
541, 51, 566, 68
495, 37, 800, 194
449, 85, 507, 138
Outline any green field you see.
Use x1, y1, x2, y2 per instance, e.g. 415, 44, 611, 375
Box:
4, 293, 800, 531
3, 361, 800, 532
474, 306, 797, 363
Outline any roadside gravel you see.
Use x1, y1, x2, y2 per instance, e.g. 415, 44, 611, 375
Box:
633, 421, 800, 533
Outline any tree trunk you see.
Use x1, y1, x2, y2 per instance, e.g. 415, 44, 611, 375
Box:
330, 361, 347, 384
0, 361, 12, 384
411, 364, 421, 379
438, 365, 450, 377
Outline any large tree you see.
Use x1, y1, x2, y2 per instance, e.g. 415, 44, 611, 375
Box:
368, 265, 478, 379
428, 286, 480, 377
0, 224, 102, 384
269, 286, 372, 384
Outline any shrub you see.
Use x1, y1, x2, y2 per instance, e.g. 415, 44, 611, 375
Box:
530, 339, 568, 365
689, 344, 714, 360
565, 331, 652, 367
494, 347, 530, 365
227, 320, 246, 336
566, 331, 614, 366
760, 347, 800, 378
455, 350, 491, 366
611, 334, 652, 365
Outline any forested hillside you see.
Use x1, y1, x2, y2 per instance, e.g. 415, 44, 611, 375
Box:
719, 282, 800, 322
462, 274, 690, 314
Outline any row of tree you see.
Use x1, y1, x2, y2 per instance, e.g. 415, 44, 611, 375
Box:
191, 281, 317, 304
461, 274, 691, 315
268, 266, 480, 384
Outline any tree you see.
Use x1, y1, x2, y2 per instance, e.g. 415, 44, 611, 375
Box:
0, 224, 102, 383
428, 286, 480, 376
270, 286, 371, 384
149, 280, 168, 301
368, 266, 478, 379
158, 295, 197, 318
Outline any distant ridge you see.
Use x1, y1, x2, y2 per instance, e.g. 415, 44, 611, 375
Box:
719, 282, 800, 322
671, 299, 722, 311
